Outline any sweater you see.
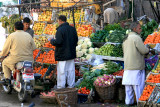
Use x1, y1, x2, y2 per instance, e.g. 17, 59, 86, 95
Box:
123, 32, 149, 70
50, 22, 78, 61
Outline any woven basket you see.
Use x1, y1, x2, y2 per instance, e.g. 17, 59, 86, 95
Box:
54, 88, 78, 107
40, 95, 57, 104
94, 80, 116, 101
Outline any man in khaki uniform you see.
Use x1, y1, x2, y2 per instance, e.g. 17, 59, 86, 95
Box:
0, 21, 36, 80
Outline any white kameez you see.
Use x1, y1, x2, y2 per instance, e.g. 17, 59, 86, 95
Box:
57, 59, 75, 89
122, 70, 145, 105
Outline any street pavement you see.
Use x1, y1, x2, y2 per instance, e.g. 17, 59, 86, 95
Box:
0, 85, 56, 107
0, 85, 121, 107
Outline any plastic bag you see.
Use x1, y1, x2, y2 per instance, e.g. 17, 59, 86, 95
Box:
88, 54, 104, 66
154, 43, 160, 52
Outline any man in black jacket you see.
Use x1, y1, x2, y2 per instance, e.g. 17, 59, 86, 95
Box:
50, 15, 78, 89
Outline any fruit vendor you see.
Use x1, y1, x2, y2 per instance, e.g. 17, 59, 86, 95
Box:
50, 15, 78, 89
103, 8, 119, 25
122, 22, 150, 106
0, 21, 36, 84
23, 17, 34, 38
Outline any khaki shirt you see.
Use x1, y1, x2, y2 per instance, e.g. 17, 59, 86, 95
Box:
0, 30, 36, 63
123, 32, 149, 70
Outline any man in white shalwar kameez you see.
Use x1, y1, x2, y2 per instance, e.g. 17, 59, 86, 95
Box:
122, 22, 149, 106
50, 15, 78, 89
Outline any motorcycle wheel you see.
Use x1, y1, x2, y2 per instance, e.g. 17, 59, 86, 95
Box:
2, 85, 12, 94
18, 88, 27, 102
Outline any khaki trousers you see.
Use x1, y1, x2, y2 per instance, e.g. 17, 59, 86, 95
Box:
2, 55, 34, 79
2, 58, 15, 79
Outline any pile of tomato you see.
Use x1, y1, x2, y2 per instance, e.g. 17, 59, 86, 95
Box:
78, 87, 90, 95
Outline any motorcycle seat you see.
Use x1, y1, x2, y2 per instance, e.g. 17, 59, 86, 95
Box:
16, 61, 33, 70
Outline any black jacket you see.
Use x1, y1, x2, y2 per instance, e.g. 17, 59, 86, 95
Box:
50, 22, 78, 61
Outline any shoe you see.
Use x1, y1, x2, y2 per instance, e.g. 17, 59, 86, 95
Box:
67, 86, 74, 88
3, 79, 11, 86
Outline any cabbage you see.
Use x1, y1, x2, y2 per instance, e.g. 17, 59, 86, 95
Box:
85, 76, 91, 81
94, 48, 99, 51
90, 72, 96, 77
83, 71, 90, 78
109, 30, 114, 34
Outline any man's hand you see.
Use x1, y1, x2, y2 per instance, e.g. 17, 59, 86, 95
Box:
48, 37, 53, 41
145, 44, 150, 49
149, 49, 156, 55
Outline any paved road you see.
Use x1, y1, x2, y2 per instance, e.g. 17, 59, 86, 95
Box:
0, 86, 57, 107
0, 85, 121, 107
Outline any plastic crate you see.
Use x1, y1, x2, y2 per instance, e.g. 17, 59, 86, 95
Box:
145, 55, 158, 70
148, 86, 160, 104
43, 64, 57, 81
145, 72, 159, 86
78, 94, 88, 103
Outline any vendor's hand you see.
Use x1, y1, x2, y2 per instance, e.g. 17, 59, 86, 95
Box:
145, 44, 150, 49
48, 37, 53, 41
149, 49, 156, 55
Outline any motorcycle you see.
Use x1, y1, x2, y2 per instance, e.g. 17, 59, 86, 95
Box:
0, 59, 41, 102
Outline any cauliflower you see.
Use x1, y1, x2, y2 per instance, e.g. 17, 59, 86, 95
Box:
87, 42, 92, 47
89, 48, 94, 54
78, 39, 84, 45
81, 43, 88, 49
76, 45, 81, 52
82, 49, 87, 54
94, 48, 99, 51
86, 54, 92, 60
81, 57, 86, 61
76, 51, 84, 58
84, 38, 90, 43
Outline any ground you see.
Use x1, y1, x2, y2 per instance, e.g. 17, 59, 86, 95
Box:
0, 85, 138, 107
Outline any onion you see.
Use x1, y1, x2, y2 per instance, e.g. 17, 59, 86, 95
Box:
105, 75, 109, 78
111, 79, 115, 84
95, 79, 99, 82
103, 84, 106, 86
103, 74, 107, 77
100, 78, 104, 82
108, 81, 111, 85
99, 83, 102, 86
105, 81, 108, 85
